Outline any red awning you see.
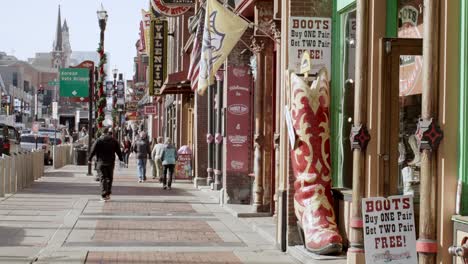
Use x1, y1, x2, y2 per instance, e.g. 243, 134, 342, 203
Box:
160, 70, 192, 95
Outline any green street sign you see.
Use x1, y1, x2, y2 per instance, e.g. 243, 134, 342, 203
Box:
48, 80, 59, 86
59, 68, 90, 97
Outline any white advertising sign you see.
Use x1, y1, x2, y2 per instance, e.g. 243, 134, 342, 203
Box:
52, 102, 58, 120
288, 17, 332, 75
362, 195, 417, 264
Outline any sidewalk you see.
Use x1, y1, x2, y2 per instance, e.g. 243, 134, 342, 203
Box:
0, 159, 302, 264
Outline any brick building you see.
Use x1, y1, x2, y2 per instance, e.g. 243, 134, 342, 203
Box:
143, 0, 468, 263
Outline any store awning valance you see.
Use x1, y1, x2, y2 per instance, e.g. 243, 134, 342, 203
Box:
160, 70, 192, 95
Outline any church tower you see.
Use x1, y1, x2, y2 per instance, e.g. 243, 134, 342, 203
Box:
51, 5, 64, 69
62, 19, 72, 67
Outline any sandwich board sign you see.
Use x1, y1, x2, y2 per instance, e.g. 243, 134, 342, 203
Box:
362, 195, 417, 264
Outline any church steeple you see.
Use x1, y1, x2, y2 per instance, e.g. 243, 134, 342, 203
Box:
62, 19, 69, 33
54, 5, 63, 52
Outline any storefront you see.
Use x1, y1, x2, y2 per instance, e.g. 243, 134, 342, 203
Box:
328, 0, 460, 263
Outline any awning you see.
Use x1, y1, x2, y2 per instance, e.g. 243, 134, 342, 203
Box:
138, 94, 150, 106
160, 70, 192, 95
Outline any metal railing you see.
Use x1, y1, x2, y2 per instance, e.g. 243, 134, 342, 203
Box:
0, 150, 45, 197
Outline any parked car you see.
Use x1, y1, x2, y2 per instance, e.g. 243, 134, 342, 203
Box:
19, 134, 52, 165
0, 124, 20, 155
37, 128, 63, 144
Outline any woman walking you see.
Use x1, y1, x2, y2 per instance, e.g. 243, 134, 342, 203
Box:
132, 131, 151, 182
161, 138, 177, 190
121, 136, 131, 168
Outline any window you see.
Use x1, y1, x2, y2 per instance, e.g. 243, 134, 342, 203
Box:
335, 9, 356, 189
12, 72, 18, 87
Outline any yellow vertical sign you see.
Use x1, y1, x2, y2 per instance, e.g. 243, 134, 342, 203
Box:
148, 19, 167, 96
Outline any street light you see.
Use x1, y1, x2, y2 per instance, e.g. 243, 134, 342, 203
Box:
112, 68, 118, 137
88, 4, 108, 176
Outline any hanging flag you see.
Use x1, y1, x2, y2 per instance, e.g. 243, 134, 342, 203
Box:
142, 9, 152, 54
198, 0, 249, 95
187, 8, 205, 91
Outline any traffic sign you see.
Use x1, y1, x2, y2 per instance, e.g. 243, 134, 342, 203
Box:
32, 122, 40, 133
59, 68, 90, 97
48, 80, 59, 86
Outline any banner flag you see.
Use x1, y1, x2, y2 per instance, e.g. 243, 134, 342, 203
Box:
187, 8, 205, 91
197, 0, 249, 95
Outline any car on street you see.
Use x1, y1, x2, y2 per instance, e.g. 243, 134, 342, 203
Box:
19, 134, 52, 165
0, 124, 20, 155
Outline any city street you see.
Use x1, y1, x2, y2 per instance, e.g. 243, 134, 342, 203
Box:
0, 158, 300, 264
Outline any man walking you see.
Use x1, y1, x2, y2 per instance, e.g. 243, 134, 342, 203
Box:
88, 127, 123, 201
133, 131, 151, 182
151, 137, 165, 182
161, 138, 177, 190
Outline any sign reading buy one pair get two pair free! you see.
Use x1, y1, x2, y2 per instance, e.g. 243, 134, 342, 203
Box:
59, 68, 90, 98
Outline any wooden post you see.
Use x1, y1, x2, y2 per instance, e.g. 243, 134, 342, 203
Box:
273, 20, 281, 218
253, 38, 265, 212
207, 85, 215, 186
417, 1, 439, 263
214, 77, 223, 190
263, 40, 274, 209
348, 0, 369, 263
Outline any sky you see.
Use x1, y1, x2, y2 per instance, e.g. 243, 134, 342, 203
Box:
0, 0, 149, 80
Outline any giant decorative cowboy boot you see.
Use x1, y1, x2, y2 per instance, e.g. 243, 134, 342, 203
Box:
289, 69, 342, 255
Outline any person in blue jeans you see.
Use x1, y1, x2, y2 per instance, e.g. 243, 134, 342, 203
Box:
161, 138, 177, 190
132, 131, 151, 182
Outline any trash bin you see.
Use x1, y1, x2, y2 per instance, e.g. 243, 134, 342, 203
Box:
74, 146, 88, 165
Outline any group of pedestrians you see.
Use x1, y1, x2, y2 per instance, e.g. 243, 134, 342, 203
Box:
87, 127, 178, 202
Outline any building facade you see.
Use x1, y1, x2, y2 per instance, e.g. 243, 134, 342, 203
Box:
145, 0, 468, 263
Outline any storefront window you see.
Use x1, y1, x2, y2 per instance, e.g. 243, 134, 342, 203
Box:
336, 10, 356, 189
397, 0, 423, 200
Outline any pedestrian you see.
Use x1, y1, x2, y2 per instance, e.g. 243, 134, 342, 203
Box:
151, 137, 165, 182
121, 136, 132, 168
132, 131, 151, 182
88, 127, 123, 202
161, 138, 177, 190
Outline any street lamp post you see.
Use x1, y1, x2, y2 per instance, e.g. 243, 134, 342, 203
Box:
89, 5, 108, 176
96, 4, 108, 135
112, 68, 118, 137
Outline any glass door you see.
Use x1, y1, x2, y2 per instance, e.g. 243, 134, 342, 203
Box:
379, 38, 423, 198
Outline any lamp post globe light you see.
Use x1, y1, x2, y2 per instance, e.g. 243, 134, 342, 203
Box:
96, 4, 108, 136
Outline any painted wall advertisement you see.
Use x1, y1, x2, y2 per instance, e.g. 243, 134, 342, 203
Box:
226, 66, 251, 173
288, 17, 332, 75
362, 195, 417, 264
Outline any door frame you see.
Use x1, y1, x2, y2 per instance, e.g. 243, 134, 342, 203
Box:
378, 38, 423, 195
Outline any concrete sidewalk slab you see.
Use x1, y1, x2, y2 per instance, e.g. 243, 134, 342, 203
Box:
0, 160, 304, 264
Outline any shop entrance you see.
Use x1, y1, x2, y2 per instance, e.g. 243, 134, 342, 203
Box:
378, 38, 423, 198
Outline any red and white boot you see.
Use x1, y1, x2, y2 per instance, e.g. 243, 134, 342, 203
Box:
289, 70, 343, 255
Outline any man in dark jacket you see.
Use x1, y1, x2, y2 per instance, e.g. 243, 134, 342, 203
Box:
88, 127, 123, 201
132, 131, 151, 182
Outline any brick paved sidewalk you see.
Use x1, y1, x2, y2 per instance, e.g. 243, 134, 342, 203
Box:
0, 158, 301, 264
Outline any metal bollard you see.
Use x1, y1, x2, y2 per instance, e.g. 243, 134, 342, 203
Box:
40, 150, 44, 178
0, 157, 4, 197
53, 146, 57, 169
33, 151, 37, 181
26, 152, 31, 187
3, 155, 10, 194
11, 154, 16, 193
17, 153, 23, 190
